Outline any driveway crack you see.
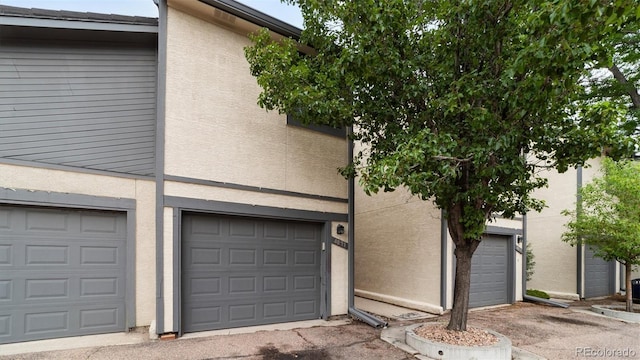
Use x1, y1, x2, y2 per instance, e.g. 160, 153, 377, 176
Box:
294, 330, 314, 347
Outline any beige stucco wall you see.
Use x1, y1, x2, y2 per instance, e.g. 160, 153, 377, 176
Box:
133, 180, 157, 327
164, 7, 347, 200
527, 166, 580, 297
0, 163, 157, 326
163, 5, 350, 324
354, 185, 443, 313
491, 217, 523, 230
527, 159, 611, 298
355, 176, 524, 312
515, 251, 523, 301
331, 221, 349, 316
164, 181, 347, 214
163, 207, 174, 330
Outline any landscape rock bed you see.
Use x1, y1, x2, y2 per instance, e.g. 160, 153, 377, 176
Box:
405, 323, 511, 360
413, 323, 499, 346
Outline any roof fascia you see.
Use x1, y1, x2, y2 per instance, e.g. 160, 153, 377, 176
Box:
0, 16, 158, 33
198, 0, 300, 40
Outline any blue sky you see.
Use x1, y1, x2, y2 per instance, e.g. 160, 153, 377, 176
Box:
0, 0, 303, 28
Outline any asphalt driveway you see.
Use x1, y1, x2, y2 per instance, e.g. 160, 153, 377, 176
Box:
1, 299, 638, 360
462, 300, 640, 360
1, 321, 411, 360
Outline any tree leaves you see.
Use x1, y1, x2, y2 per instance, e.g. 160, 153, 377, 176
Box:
562, 158, 640, 268
245, 0, 638, 243
245, 0, 639, 331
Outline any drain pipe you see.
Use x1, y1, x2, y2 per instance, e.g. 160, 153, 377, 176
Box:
347, 128, 387, 328
523, 294, 569, 308
522, 213, 527, 301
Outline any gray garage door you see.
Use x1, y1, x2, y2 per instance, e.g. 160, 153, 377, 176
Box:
182, 213, 321, 333
0, 205, 127, 344
584, 246, 614, 298
469, 235, 509, 308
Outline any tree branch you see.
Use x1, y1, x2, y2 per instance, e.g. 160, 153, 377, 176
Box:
608, 64, 640, 109
433, 155, 473, 162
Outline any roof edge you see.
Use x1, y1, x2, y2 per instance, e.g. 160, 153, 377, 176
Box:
198, 0, 301, 40
0, 4, 158, 28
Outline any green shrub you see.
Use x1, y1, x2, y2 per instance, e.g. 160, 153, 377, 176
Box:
526, 242, 535, 281
526, 289, 550, 299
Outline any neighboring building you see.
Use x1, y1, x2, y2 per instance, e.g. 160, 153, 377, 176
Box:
355, 158, 640, 314
354, 185, 524, 314
0, 5, 159, 344
527, 159, 640, 300
0, 0, 350, 345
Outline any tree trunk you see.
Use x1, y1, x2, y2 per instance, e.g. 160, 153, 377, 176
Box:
625, 263, 633, 312
447, 244, 476, 331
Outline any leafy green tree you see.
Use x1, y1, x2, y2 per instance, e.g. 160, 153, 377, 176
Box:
562, 158, 640, 312
584, 19, 639, 157
245, 0, 638, 331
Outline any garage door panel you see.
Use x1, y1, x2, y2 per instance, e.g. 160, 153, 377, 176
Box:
293, 226, 318, 242
190, 217, 221, 236
3, 300, 125, 338
294, 299, 317, 316
182, 213, 321, 333
0, 244, 10, 264
25, 210, 69, 232
188, 277, 222, 296
229, 219, 258, 238
228, 248, 257, 265
0, 209, 10, 230
0, 280, 10, 301
294, 275, 317, 290
79, 277, 122, 297
0, 314, 10, 339
8, 272, 124, 300
228, 276, 257, 294
79, 307, 119, 329
187, 304, 222, 329
264, 276, 287, 292
264, 249, 288, 265
25, 278, 70, 300
263, 222, 287, 239
7, 237, 124, 265
264, 302, 287, 318
188, 247, 222, 266
0, 205, 126, 344
294, 250, 317, 266
184, 272, 317, 299
229, 303, 256, 322
24, 310, 69, 335
26, 244, 69, 265
79, 214, 121, 234
184, 297, 318, 329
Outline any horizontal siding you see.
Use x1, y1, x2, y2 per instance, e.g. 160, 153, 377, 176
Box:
0, 39, 157, 176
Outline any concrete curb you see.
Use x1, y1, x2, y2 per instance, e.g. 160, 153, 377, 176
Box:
405, 323, 511, 360
381, 324, 545, 360
591, 305, 640, 323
